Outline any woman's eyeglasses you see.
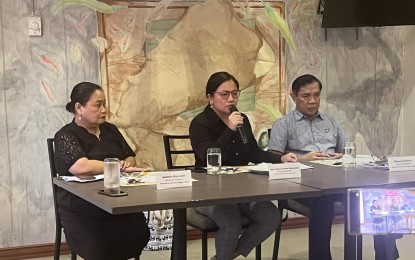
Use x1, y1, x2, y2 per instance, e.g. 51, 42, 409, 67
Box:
214, 90, 241, 99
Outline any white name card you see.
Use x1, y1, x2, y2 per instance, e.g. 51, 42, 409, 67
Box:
388, 156, 415, 172
268, 163, 301, 180
156, 170, 192, 189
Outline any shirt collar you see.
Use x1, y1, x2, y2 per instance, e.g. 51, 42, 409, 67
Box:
204, 105, 222, 124
293, 109, 322, 121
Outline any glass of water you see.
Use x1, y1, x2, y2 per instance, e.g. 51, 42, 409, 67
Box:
207, 148, 221, 175
342, 142, 356, 167
104, 158, 121, 192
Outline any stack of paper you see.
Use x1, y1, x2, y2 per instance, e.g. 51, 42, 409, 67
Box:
62, 174, 104, 182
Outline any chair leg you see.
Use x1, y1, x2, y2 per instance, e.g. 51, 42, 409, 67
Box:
54, 227, 62, 260
255, 243, 261, 260
272, 223, 282, 260
357, 235, 362, 260
202, 230, 208, 260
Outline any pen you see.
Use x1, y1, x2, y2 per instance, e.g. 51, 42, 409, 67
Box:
139, 171, 149, 176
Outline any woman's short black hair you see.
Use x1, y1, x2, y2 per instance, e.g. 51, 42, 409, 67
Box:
205, 72, 239, 97
291, 74, 322, 95
66, 82, 103, 113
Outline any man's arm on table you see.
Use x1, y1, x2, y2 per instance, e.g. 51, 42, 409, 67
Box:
269, 150, 341, 162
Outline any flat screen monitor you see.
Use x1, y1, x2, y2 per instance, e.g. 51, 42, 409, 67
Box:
322, 0, 415, 28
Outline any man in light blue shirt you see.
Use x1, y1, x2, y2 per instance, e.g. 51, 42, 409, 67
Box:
268, 75, 344, 161
268, 74, 399, 260
269, 74, 342, 260
269, 109, 345, 159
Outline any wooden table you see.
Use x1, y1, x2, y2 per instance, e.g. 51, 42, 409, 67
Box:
54, 172, 322, 260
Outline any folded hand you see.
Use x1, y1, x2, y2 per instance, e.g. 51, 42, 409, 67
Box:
281, 152, 297, 162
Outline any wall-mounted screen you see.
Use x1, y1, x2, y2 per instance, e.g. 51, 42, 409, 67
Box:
321, 0, 415, 28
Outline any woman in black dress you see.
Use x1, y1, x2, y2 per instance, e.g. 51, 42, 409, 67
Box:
54, 82, 150, 260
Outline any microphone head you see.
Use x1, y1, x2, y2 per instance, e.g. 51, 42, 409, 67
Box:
229, 105, 238, 113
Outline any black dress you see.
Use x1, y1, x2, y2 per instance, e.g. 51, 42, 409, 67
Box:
54, 121, 150, 260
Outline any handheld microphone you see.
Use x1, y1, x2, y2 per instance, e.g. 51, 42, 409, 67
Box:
229, 105, 248, 144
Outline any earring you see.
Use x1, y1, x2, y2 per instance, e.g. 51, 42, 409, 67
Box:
79, 115, 82, 120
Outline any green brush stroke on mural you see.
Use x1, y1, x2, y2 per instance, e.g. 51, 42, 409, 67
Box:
53, 0, 127, 14
261, 1, 298, 58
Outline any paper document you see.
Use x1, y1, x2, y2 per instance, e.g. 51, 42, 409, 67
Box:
238, 162, 312, 173
62, 174, 104, 183
121, 172, 198, 186
311, 159, 343, 167
141, 174, 158, 183
299, 163, 314, 169
239, 163, 269, 172
361, 162, 389, 170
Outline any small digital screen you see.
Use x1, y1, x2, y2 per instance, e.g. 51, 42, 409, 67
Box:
352, 189, 415, 234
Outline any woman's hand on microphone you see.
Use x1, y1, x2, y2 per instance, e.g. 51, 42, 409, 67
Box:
227, 111, 243, 131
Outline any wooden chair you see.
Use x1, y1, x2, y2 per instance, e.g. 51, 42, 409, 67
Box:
163, 135, 195, 169
163, 135, 265, 260
47, 138, 77, 260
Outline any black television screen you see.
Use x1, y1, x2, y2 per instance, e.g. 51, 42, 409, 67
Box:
322, 0, 415, 28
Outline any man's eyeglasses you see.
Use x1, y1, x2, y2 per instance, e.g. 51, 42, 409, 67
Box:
214, 90, 241, 99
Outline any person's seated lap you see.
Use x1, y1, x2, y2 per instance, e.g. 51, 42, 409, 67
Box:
189, 71, 297, 260
54, 82, 150, 260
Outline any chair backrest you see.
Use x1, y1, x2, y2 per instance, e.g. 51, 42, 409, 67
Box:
47, 138, 62, 228
162, 135, 195, 169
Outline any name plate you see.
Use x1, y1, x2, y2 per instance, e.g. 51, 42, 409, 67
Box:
268, 163, 301, 180
156, 170, 192, 189
388, 156, 415, 172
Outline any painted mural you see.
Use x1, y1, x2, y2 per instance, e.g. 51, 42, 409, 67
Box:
99, 0, 288, 169
0, 0, 410, 249
285, 1, 404, 157
0, 0, 100, 247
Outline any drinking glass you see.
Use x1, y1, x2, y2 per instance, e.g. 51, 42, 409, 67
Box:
342, 142, 356, 167
104, 158, 121, 192
207, 148, 221, 175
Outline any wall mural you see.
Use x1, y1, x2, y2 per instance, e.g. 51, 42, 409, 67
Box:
285, 0, 404, 157
0, 0, 408, 248
0, 0, 101, 247
98, 0, 289, 169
